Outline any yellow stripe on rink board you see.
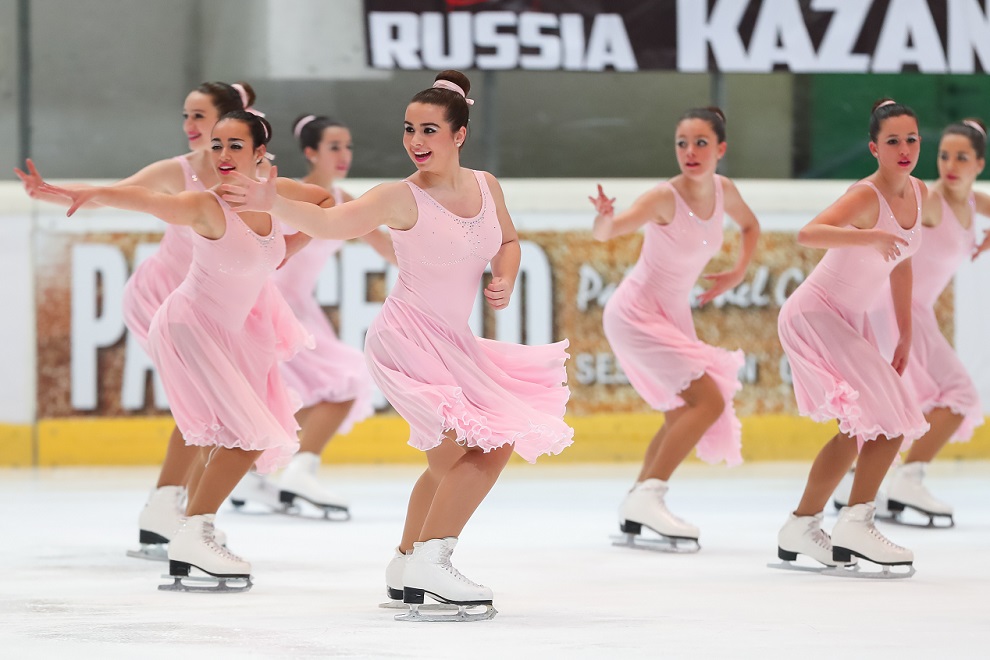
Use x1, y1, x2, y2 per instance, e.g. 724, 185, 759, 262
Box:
0, 424, 34, 466
20, 414, 990, 467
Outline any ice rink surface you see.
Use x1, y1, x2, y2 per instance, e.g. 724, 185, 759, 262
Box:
2, 461, 988, 659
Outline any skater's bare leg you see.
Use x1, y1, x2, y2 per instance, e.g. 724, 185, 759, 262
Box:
156, 425, 199, 488
399, 434, 465, 552
635, 409, 681, 482
904, 407, 962, 464
641, 374, 724, 482
849, 435, 903, 506
183, 449, 208, 507
417, 443, 514, 543
794, 433, 858, 516
297, 400, 356, 455
186, 448, 263, 516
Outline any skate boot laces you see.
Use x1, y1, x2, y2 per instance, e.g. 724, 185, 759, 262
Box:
439, 544, 484, 589
866, 521, 906, 552
200, 520, 246, 564
805, 518, 831, 550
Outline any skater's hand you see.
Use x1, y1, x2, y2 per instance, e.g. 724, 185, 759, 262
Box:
697, 269, 744, 306
14, 159, 45, 199
866, 229, 909, 261
485, 276, 512, 310
588, 184, 615, 217
35, 182, 98, 217
891, 335, 911, 375
221, 167, 277, 212
973, 229, 990, 261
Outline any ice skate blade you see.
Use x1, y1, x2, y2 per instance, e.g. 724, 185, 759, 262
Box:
882, 502, 954, 529
378, 600, 458, 611
767, 560, 858, 574
158, 572, 253, 593
126, 545, 168, 562
821, 563, 915, 579
395, 603, 497, 622
279, 491, 351, 521
610, 533, 700, 554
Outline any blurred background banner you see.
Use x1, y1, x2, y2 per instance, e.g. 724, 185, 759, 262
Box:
364, 0, 989, 73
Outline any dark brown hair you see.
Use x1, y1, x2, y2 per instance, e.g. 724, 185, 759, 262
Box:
679, 107, 727, 143
942, 118, 987, 159
869, 98, 917, 142
410, 70, 472, 134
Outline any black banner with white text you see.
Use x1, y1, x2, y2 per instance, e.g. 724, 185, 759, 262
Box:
364, 0, 989, 73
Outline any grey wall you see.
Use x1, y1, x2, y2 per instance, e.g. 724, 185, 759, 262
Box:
0, 1, 21, 173
5, 1, 795, 181
27, 0, 200, 178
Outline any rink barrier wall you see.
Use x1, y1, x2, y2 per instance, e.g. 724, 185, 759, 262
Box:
25, 414, 990, 467
3, 179, 990, 467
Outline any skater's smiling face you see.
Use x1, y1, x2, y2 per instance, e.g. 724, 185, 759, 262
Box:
211, 118, 267, 180
937, 133, 984, 192
305, 125, 353, 181
183, 91, 222, 152
869, 115, 921, 174
674, 118, 726, 179
403, 102, 467, 171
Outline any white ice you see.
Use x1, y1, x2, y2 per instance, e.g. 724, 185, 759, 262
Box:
2, 462, 988, 659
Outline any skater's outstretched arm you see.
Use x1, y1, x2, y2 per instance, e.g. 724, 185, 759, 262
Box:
38, 182, 224, 239
221, 167, 416, 239
16, 158, 189, 210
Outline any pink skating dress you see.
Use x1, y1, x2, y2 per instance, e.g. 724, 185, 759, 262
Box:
778, 179, 929, 445
147, 192, 312, 473
869, 192, 982, 443
364, 170, 573, 463
121, 156, 200, 350
602, 176, 745, 466
272, 186, 374, 434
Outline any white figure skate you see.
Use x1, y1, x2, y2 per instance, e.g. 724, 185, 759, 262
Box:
127, 485, 185, 561
159, 514, 252, 593
379, 548, 409, 609
826, 503, 915, 579
229, 471, 292, 513
277, 452, 351, 520
612, 479, 700, 553
768, 512, 857, 573
396, 538, 497, 622
379, 547, 455, 612
885, 462, 954, 528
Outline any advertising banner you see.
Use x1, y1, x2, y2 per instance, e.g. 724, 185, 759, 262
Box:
35, 228, 955, 420
364, 0, 989, 74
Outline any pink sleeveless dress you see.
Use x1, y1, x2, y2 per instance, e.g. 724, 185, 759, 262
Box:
272, 186, 374, 434
121, 156, 200, 350
147, 192, 313, 473
868, 192, 982, 443
364, 170, 573, 463
778, 179, 929, 445
602, 176, 745, 466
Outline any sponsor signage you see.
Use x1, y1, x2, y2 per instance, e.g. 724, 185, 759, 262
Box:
36, 227, 955, 420
365, 0, 990, 73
